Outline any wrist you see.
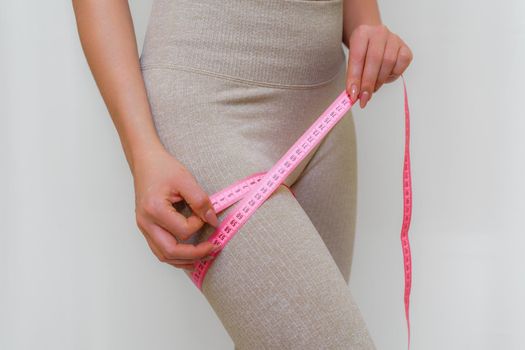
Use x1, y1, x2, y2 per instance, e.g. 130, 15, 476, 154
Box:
343, 19, 383, 49
121, 132, 168, 176
342, 0, 383, 47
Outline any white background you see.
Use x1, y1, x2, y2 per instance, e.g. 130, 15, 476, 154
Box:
1, 1, 524, 349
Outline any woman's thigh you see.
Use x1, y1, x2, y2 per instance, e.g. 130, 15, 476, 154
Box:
141, 67, 375, 349
289, 110, 359, 285
202, 184, 374, 349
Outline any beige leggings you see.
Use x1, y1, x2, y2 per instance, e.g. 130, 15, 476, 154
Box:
139, 0, 376, 348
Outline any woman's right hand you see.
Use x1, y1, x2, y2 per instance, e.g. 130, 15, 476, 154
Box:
72, 0, 220, 275
132, 145, 220, 273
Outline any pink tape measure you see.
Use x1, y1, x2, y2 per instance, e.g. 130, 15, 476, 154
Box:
189, 76, 413, 349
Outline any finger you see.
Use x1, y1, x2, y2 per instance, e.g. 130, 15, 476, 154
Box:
143, 233, 200, 263
143, 229, 166, 262
182, 265, 196, 275
144, 195, 205, 241
391, 44, 413, 78
374, 34, 401, 93
346, 26, 369, 104
384, 74, 399, 84
147, 223, 218, 260
359, 29, 388, 108
169, 262, 196, 271
178, 175, 219, 228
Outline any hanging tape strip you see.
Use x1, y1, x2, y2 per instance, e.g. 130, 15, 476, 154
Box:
188, 75, 413, 350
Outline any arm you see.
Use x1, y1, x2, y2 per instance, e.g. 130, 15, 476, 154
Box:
342, 0, 382, 47
342, 0, 413, 108
71, 0, 161, 173
71, 0, 218, 271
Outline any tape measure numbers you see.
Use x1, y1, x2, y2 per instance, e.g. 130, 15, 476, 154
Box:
188, 76, 413, 349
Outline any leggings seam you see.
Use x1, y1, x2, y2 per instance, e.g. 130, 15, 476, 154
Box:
280, 183, 296, 197
139, 63, 345, 90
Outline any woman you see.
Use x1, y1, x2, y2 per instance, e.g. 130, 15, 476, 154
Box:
72, 0, 413, 348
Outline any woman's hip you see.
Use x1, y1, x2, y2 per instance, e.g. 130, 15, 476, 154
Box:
139, 0, 346, 88
142, 61, 348, 183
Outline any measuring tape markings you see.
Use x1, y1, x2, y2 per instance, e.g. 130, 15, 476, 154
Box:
189, 76, 413, 349
400, 76, 413, 350
190, 89, 353, 286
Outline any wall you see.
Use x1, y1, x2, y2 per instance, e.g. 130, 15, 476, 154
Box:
1, 0, 523, 349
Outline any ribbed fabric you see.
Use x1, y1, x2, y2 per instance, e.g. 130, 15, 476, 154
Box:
140, 0, 376, 349
140, 0, 346, 88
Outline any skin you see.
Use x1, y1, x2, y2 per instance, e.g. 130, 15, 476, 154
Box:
71, 0, 412, 274
71, 0, 220, 274
343, 0, 414, 108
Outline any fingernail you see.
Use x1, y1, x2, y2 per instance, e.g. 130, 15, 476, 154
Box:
350, 83, 358, 103
211, 243, 222, 253
205, 208, 219, 227
359, 91, 370, 108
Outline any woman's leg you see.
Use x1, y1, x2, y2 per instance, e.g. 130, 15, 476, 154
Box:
201, 184, 375, 350
289, 109, 359, 285
141, 66, 376, 349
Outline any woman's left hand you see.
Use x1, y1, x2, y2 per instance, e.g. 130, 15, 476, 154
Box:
346, 24, 413, 108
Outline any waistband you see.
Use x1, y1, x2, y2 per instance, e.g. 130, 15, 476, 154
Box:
139, 0, 346, 88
